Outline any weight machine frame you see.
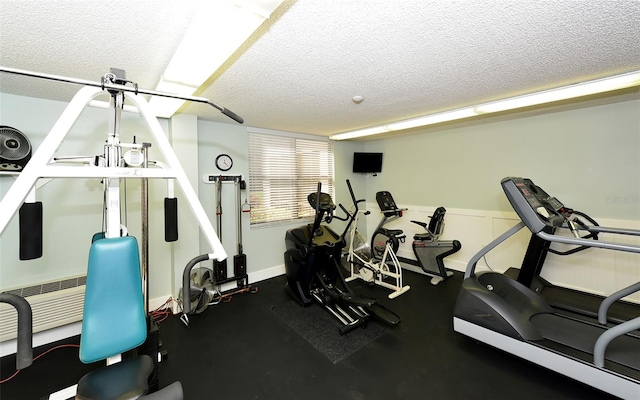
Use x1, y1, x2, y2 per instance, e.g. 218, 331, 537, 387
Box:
0, 66, 243, 296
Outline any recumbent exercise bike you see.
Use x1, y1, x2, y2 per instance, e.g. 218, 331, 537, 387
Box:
371, 191, 461, 285
284, 183, 400, 335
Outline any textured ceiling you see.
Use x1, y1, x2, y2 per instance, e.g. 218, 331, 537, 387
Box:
1, 0, 639, 138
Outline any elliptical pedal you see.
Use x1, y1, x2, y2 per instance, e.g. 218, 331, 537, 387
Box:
366, 303, 401, 326
311, 290, 368, 335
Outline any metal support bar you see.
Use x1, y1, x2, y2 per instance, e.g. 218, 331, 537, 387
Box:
0, 66, 244, 124
141, 143, 150, 315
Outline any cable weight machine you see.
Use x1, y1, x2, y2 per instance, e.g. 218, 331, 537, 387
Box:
178, 174, 254, 319
202, 174, 250, 289
0, 65, 244, 398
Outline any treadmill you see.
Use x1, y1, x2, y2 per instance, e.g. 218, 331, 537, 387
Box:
453, 177, 640, 399
504, 212, 640, 324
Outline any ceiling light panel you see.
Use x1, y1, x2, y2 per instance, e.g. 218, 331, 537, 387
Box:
150, 0, 284, 118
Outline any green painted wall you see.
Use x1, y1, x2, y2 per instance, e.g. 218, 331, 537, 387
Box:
361, 96, 640, 220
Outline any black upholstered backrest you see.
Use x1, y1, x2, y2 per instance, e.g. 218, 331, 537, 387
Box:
428, 207, 447, 236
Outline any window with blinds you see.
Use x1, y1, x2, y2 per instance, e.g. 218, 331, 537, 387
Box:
248, 131, 334, 227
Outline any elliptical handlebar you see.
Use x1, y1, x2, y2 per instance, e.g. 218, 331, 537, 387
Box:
339, 179, 367, 239
346, 179, 364, 204
314, 182, 321, 211
308, 182, 325, 242
345, 179, 367, 214
346, 179, 357, 204
338, 203, 352, 220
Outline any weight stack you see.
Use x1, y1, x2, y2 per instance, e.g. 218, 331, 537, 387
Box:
214, 259, 227, 281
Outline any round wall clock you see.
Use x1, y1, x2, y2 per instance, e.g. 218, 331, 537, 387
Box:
215, 153, 233, 171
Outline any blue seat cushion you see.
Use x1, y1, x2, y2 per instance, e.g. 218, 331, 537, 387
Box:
80, 236, 147, 363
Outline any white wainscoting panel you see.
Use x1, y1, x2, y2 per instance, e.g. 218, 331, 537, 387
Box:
364, 203, 640, 303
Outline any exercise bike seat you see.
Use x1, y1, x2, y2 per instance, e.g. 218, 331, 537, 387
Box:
379, 228, 405, 240
413, 231, 435, 241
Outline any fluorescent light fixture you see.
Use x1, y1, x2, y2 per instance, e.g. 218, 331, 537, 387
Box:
149, 0, 284, 118
475, 70, 640, 114
329, 126, 391, 141
330, 70, 640, 141
385, 107, 477, 131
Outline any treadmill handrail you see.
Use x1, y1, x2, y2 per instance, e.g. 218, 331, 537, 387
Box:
538, 228, 640, 324
593, 315, 640, 368
562, 224, 640, 238
537, 230, 640, 254
556, 224, 640, 237
465, 221, 526, 279
588, 225, 640, 237
598, 281, 640, 325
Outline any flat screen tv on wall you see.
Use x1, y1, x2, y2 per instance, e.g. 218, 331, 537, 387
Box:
353, 152, 383, 173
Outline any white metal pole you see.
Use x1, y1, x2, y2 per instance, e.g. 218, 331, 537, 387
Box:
0, 86, 103, 235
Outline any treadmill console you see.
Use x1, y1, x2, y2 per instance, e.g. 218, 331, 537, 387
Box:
501, 177, 568, 229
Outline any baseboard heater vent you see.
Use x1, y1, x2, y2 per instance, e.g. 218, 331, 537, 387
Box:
0, 276, 86, 342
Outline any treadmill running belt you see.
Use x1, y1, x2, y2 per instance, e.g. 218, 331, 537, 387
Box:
531, 313, 640, 371
542, 285, 640, 324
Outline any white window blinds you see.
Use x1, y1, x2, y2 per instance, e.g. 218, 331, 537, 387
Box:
248, 131, 335, 227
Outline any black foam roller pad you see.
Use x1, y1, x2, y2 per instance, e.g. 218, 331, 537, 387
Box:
19, 202, 43, 260
164, 198, 178, 242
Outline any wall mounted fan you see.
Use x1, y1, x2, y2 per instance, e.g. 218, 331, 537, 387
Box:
0, 125, 32, 171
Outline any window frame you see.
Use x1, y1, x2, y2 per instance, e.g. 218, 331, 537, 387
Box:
247, 128, 335, 228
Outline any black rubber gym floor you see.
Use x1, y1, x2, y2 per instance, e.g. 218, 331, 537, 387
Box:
1, 270, 616, 399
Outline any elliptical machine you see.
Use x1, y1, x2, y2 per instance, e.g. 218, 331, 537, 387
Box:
371, 191, 461, 285
284, 183, 401, 335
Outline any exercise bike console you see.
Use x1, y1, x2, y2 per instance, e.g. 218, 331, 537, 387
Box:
371, 191, 407, 258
